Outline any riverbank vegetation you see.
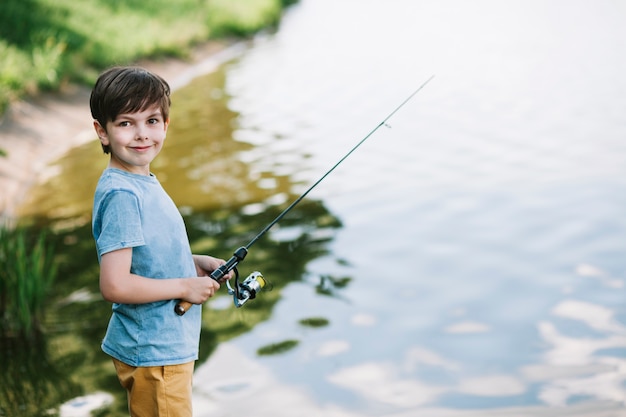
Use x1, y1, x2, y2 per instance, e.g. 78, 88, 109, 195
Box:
0, 225, 57, 335
0, 0, 296, 116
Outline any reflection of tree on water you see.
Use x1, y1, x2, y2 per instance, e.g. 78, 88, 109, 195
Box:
0, 333, 82, 417
0, 195, 345, 416
186, 196, 343, 364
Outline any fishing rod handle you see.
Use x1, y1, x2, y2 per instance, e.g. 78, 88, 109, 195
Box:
174, 247, 249, 316
174, 301, 193, 316
173, 267, 227, 316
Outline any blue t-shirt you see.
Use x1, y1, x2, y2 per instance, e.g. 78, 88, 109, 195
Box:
92, 168, 201, 366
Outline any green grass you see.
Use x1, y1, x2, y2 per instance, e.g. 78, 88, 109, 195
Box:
0, 0, 296, 116
0, 224, 58, 335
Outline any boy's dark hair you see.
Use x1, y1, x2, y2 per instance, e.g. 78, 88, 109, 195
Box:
90, 66, 171, 154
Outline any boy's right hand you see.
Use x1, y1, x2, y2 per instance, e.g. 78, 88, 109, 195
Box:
183, 276, 221, 304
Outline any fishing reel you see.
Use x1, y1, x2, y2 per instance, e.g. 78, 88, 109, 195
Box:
174, 247, 268, 315
227, 269, 267, 308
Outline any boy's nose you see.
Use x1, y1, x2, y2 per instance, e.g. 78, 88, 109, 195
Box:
135, 125, 149, 139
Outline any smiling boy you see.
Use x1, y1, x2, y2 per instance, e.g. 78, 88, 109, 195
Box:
90, 66, 230, 416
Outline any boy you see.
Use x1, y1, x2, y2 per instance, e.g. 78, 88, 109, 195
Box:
90, 66, 231, 416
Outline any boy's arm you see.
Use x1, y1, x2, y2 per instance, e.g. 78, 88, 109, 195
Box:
100, 248, 220, 304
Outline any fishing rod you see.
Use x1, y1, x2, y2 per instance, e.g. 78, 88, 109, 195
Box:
175, 75, 434, 315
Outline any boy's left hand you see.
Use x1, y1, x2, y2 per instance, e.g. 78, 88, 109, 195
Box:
193, 255, 234, 283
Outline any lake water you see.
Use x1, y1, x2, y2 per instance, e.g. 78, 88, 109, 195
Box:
189, 1, 626, 415
6, 0, 626, 416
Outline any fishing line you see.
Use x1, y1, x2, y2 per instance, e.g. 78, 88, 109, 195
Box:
175, 74, 434, 315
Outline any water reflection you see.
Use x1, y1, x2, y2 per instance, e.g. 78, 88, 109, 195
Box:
1, 196, 343, 416
193, 280, 626, 416
532, 298, 626, 407
191, 198, 344, 362
0, 333, 82, 417
3, 60, 345, 415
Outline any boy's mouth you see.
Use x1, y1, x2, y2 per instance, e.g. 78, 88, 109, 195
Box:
131, 145, 152, 152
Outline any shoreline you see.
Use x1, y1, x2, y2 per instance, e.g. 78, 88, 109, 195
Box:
0, 40, 248, 221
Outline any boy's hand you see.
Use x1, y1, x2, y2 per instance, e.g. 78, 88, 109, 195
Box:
193, 255, 234, 283
183, 276, 221, 304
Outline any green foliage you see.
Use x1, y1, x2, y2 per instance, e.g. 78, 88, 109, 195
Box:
298, 317, 330, 328
0, 0, 73, 111
316, 274, 352, 297
206, 0, 283, 37
0, 224, 58, 335
0, 0, 294, 114
257, 339, 299, 356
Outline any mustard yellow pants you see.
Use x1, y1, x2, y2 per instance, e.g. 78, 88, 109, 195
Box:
112, 358, 194, 417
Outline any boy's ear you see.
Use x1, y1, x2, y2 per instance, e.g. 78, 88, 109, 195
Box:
164, 117, 170, 132
93, 120, 109, 146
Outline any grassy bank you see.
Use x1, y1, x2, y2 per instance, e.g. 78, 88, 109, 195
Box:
0, 0, 296, 116
0, 225, 57, 335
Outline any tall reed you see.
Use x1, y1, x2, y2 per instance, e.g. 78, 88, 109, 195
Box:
0, 224, 57, 335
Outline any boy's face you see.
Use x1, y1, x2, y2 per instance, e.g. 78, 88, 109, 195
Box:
94, 105, 169, 175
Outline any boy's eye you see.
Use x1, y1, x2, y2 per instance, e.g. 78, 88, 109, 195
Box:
118, 121, 130, 127
148, 118, 161, 125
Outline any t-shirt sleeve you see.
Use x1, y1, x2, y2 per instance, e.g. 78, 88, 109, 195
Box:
95, 189, 145, 257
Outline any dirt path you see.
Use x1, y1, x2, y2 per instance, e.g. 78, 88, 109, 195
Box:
0, 40, 247, 220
